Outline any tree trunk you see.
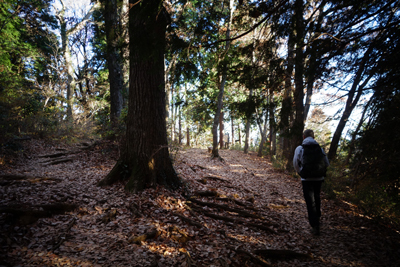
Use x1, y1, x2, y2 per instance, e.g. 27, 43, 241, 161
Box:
279, 28, 294, 160
103, 0, 124, 127
231, 115, 235, 146
56, 1, 100, 121
99, 0, 180, 192
243, 88, 253, 154
238, 127, 241, 145
268, 90, 277, 156
211, 0, 233, 159
59, 15, 74, 120
178, 105, 182, 145
303, 2, 325, 122
120, 0, 130, 106
291, 0, 306, 163
328, 45, 374, 160
257, 110, 268, 157
219, 112, 224, 149
345, 97, 372, 165
186, 126, 190, 147
212, 79, 224, 157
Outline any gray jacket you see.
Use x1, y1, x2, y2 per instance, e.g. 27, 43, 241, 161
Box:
293, 137, 330, 181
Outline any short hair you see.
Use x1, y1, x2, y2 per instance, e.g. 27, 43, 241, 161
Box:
303, 129, 314, 138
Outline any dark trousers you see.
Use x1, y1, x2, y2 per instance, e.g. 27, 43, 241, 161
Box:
302, 180, 323, 228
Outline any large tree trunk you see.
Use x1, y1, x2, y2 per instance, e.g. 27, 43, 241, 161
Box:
59, 14, 74, 120
103, 0, 124, 127
99, 0, 180, 192
279, 33, 294, 160
291, 0, 306, 160
212, 76, 224, 157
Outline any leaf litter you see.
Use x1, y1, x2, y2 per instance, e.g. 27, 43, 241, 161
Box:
0, 140, 400, 266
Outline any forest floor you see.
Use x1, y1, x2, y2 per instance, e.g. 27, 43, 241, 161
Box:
1, 139, 400, 267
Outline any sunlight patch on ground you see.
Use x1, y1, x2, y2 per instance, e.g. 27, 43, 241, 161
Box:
209, 166, 222, 170
229, 164, 243, 167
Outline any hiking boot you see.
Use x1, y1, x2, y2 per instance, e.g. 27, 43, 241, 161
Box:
311, 226, 320, 236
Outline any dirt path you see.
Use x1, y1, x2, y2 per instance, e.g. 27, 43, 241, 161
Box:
1, 142, 399, 266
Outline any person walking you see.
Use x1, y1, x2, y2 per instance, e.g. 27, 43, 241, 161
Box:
293, 129, 329, 235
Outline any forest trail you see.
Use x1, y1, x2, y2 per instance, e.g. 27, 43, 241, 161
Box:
1, 140, 399, 266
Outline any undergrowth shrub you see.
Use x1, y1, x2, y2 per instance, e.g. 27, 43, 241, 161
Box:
324, 158, 400, 227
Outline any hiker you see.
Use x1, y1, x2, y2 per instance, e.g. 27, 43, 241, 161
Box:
293, 129, 329, 235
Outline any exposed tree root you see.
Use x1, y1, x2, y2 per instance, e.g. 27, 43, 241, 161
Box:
101, 209, 117, 223
38, 152, 71, 158
52, 217, 76, 251
37, 141, 102, 166
193, 190, 257, 209
128, 202, 143, 217
168, 225, 193, 243
201, 175, 229, 183
172, 212, 204, 228
188, 198, 264, 220
42, 157, 73, 166
0, 174, 61, 185
228, 246, 272, 267
97, 160, 127, 186
128, 228, 161, 244
254, 249, 313, 260
193, 190, 220, 197
0, 203, 78, 225
189, 205, 277, 234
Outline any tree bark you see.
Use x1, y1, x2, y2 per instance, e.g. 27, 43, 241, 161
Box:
99, 0, 180, 192
279, 27, 294, 161
243, 88, 253, 154
219, 112, 224, 149
103, 0, 124, 127
328, 45, 374, 160
291, 0, 306, 161
186, 126, 190, 147
257, 109, 268, 157
211, 0, 233, 159
231, 115, 235, 146
268, 91, 277, 156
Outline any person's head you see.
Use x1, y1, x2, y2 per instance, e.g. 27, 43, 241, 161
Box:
303, 129, 314, 139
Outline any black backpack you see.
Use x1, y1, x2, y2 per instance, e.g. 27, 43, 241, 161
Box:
298, 143, 327, 178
